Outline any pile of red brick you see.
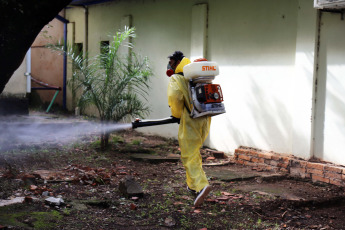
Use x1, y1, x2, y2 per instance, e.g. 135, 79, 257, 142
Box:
234, 148, 345, 186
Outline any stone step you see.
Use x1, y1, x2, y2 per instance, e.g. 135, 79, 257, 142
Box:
130, 153, 180, 164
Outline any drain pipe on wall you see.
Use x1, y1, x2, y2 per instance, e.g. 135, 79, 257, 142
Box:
24, 48, 31, 93
56, 14, 69, 110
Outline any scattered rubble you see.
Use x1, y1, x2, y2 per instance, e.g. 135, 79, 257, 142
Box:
119, 176, 144, 198
0, 197, 25, 207
30, 164, 115, 185
205, 149, 227, 159
0, 129, 345, 229
45, 197, 64, 206
164, 217, 176, 227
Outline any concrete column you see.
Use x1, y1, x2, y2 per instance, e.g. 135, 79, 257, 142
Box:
119, 15, 133, 57
67, 22, 75, 111
292, 0, 318, 159
190, 4, 208, 61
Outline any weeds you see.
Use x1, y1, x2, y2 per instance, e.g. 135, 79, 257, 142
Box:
131, 139, 141, 145
112, 135, 124, 144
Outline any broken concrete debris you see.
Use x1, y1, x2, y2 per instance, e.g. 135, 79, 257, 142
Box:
0, 197, 25, 207
42, 191, 49, 197
45, 197, 64, 206
205, 148, 227, 159
164, 217, 176, 227
119, 176, 144, 198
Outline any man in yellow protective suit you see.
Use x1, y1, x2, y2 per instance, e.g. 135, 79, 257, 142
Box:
167, 51, 211, 207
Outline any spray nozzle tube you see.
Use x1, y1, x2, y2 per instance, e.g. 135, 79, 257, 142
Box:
132, 116, 180, 129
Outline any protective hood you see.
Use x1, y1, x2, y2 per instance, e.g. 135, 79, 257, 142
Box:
175, 57, 191, 74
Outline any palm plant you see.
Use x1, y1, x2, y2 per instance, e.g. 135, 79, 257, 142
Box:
48, 27, 152, 149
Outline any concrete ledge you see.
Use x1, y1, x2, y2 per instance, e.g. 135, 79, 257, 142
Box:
234, 147, 345, 186
130, 153, 180, 164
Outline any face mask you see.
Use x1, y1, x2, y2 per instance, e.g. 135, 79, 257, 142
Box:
166, 63, 174, 77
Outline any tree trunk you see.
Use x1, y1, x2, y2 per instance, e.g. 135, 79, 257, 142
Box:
105, 132, 109, 147
100, 131, 110, 151
101, 133, 105, 151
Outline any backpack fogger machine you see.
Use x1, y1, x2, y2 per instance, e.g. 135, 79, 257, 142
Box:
132, 61, 225, 129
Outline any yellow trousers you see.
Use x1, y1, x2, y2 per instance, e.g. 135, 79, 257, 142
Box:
178, 107, 211, 192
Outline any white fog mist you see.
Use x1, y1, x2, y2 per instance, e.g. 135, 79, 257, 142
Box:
0, 116, 132, 150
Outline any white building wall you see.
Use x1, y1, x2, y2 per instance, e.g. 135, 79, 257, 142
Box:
207, 0, 299, 154
66, 0, 342, 163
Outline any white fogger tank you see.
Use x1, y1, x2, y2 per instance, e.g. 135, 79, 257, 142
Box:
183, 61, 226, 118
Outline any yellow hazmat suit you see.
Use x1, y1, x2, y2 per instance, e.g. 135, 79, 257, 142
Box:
167, 57, 211, 192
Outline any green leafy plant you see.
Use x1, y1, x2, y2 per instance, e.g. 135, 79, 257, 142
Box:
112, 135, 125, 144
48, 27, 152, 150
131, 139, 141, 145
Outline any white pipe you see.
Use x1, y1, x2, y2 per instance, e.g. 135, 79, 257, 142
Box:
25, 48, 31, 93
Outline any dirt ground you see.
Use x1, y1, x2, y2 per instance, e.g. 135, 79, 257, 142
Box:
0, 125, 345, 229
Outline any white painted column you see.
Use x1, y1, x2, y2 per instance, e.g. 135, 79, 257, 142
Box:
292, 0, 318, 159
119, 15, 133, 57
190, 4, 208, 61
